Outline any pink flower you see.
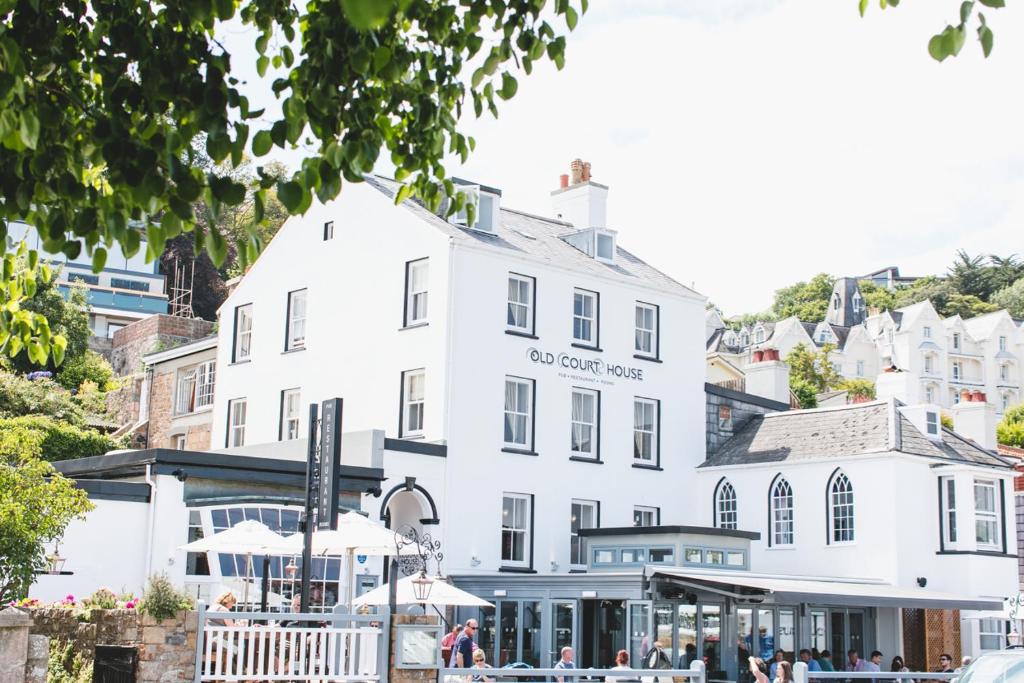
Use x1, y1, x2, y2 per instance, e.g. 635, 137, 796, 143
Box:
124, 601, 136, 609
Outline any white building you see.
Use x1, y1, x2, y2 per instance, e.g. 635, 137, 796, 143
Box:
695, 395, 1018, 660
209, 165, 708, 575
708, 279, 1023, 416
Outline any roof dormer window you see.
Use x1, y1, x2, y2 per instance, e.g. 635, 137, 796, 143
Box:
595, 230, 615, 264
450, 181, 500, 233
560, 227, 618, 265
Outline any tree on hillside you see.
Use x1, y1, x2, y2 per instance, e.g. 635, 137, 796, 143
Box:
160, 235, 229, 322
948, 250, 994, 300
772, 274, 836, 321
8, 275, 89, 377
0, 427, 92, 603
0, 0, 586, 275
786, 342, 843, 394
988, 254, 1023, 292
858, 280, 896, 314
998, 404, 1024, 448
992, 278, 1024, 318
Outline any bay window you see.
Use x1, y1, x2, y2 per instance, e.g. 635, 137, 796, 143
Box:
975, 479, 1000, 550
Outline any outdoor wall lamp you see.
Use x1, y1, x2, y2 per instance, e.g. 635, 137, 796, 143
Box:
285, 558, 299, 579
916, 577, 928, 587
47, 542, 66, 575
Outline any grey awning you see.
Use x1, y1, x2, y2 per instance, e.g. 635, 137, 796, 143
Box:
647, 566, 1003, 610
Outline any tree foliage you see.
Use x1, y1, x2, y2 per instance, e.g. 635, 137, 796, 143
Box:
7, 271, 89, 376
860, 0, 1005, 62
837, 378, 876, 401
53, 350, 116, 392
0, 427, 92, 603
0, 369, 85, 425
0, 242, 68, 366
992, 277, 1024, 319
998, 404, 1024, 448
786, 341, 843, 395
0, 415, 120, 462
0, 0, 586, 277
772, 273, 835, 322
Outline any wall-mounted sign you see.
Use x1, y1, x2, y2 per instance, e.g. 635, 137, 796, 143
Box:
527, 347, 645, 383
357, 554, 367, 564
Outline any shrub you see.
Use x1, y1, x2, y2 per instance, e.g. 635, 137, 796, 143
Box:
0, 371, 85, 426
0, 415, 120, 462
838, 378, 876, 401
86, 587, 118, 610
998, 404, 1024, 448
55, 351, 118, 393
790, 379, 817, 409
47, 639, 92, 683
139, 573, 194, 621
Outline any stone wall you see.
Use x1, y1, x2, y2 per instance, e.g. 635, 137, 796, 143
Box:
25, 608, 196, 683
110, 315, 215, 377
705, 383, 788, 456
391, 614, 439, 683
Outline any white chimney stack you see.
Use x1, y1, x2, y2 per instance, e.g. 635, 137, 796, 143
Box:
551, 158, 608, 229
875, 368, 921, 405
744, 356, 791, 406
951, 392, 998, 451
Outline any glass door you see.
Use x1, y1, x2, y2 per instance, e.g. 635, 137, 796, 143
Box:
627, 600, 652, 668
498, 601, 519, 666
522, 601, 542, 667
778, 609, 796, 662
677, 604, 698, 668
810, 610, 828, 655
757, 608, 776, 661
552, 601, 578, 666
737, 608, 754, 683
701, 604, 723, 674
830, 611, 846, 664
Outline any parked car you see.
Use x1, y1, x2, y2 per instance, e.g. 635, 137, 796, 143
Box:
955, 650, 1024, 682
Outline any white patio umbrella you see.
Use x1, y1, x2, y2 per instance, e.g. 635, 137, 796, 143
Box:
179, 520, 292, 608
352, 574, 493, 608
280, 512, 420, 609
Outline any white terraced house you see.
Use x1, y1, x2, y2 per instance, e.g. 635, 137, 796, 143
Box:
707, 278, 1024, 415
209, 161, 708, 576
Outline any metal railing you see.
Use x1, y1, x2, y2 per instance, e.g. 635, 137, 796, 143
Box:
796, 662, 958, 682
438, 662, 707, 683
193, 602, 389, 683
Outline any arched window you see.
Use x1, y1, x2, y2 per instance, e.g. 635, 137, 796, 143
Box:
828, 470, 854, 544
715, 479, 737, 530
770, 476, 794, 546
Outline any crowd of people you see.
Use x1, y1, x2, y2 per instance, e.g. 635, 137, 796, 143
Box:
746, 647, 970, 682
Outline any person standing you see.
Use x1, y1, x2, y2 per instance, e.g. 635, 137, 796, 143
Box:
799, 650, 822, 673
442, 624, 463, 666
453, 619, 478, 668
768, 650, 785, 679
554, 645, 576, 683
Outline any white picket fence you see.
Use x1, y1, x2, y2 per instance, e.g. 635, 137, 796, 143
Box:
192, 603, 389, 683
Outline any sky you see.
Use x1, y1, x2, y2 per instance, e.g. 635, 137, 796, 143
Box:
221, 0, 1024, 316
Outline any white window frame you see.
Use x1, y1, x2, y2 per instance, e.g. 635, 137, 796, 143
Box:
755, 327, 765, 344
595, 231, 615, 263
286, 289, 307, 351
1000, 364, 1010, 381
770, 477, 794, 547
233, 304, 253, 362
503, 376, 534, 451
924, 354, 934, 374
507, 274, 535, 335
953, 332, 961, 350
828, 471, 855, 544
175, 360, 216, 415
926, 385, 936, 404
401, 369, 425, 438
570, 499, 598, 568
1000, 336, 1008, 352
715, 480, 738, 530
941, 476, 958, 547
633, 505, 659, 527
280, 388, 302, 441
572, 288, 598, 347
323, 220, 334, 240
571, 387, 599, 459
923, 326, 932, 339
404, 258, 429, 326
953, 361, 963, 380
173, 434, 187, 450
633, 397, 659, 465
227, 398, 247, 448
635, 302, 659, 358
974, 479, 1000, 551
979, 619, 1010, 652
501, 492, 531, 568
856, 360, 865, 377
926, 411, 939, 435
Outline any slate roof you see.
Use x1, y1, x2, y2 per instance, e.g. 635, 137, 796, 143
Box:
701, 399, 1011, 469
365, 176, 701, 298
830, 325, 851, 349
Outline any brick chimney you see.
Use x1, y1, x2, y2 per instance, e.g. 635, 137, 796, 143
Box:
551, 158, 608, 229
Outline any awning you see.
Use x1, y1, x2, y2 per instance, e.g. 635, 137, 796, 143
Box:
646, 566, 1003, 610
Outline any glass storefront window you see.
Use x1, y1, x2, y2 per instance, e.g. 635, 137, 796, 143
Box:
702, 605, 722, 673
629, 603, 651, 668
499, 601, 519, 666
649, 548, 673, 563
684, 548, 702, 563
849, 612, 864, 657
757, 609, 775, 660
655, 605, 674, 660
522, 601, 541, 667
737, 609, 753, 683
810, 610, 828, 654
830, 612, 845, 661
705, 550, 724, 565
778, 609, 795, 662
677, 605, 698, 668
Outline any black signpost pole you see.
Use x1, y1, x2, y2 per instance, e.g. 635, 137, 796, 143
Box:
317, 398, 343, 532
299, 402, 319, 614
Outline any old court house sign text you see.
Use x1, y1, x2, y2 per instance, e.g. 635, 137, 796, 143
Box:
527, 347, 645, 383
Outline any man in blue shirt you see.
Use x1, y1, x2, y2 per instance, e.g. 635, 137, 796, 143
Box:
799, 650, 822, 672
453, 619, 478, 668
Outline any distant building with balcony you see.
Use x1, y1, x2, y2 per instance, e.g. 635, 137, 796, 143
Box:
6, 221, 169, 346
707, 278, 1023, 416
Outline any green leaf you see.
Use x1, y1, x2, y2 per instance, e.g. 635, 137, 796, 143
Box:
499, 72, 518, 100
18, 111, 39, 149
928, 32, 948, 61
206, 229, 228, 266
277, 181, 303, 212
960, 0, 973, 23
341, 0, 395, 30
978, 0, 1004, 7
256, 56, 269, 77
51, 334, 66, 366
91, 247, 107, 274
565, 6, 578, 30
978, 24, 994, 57
252, 130, 273, 156
858, 0, 868, 17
